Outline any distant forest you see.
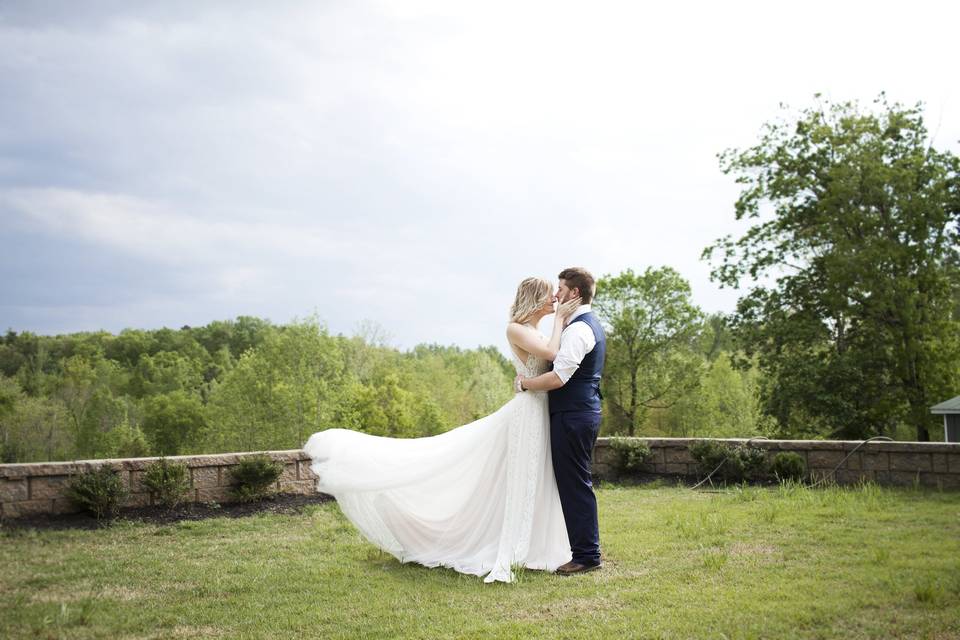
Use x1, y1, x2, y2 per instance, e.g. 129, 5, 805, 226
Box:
0, 317, 523, 463
0, 306, 775, 464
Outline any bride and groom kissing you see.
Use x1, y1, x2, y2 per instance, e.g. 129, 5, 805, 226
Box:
303, 267, 606, 583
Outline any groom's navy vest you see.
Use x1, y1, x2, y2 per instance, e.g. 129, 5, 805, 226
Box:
548, 312, 606, 414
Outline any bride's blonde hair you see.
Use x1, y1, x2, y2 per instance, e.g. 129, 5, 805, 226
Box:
510, 277, 553, 324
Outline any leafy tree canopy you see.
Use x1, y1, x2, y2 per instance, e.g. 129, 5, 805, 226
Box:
704, 93, 960, 440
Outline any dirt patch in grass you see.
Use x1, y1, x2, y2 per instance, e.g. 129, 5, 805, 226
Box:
28, 583, 152, 604
512, 593, 624, 622
1, 492, 335, 533
728, 541, 779, 556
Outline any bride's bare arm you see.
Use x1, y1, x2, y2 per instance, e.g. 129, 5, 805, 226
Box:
506, 297, 580, 361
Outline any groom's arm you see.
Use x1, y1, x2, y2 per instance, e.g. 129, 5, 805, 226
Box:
517, 322, 596, 392
519, 370, 565, 392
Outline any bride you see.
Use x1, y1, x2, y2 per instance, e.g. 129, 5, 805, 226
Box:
302, 277, 580, 583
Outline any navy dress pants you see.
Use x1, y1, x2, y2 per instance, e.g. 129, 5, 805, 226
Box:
550, 410, 602, 565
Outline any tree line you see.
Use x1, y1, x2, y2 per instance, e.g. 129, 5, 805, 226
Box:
0, 318, 514, 463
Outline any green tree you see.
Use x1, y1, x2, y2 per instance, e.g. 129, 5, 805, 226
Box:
56, 355, 98, 454
101, 422, 151, 459
0, 331, 27, 378
142, 390, 206, 455
104, 329, 159, 368
84, 388, 134, 457
659, 353, 772, 438
341, 374, 420, 437
697, 313, 735, 362
189, 316, 272, 360
594, 267, 705, 436
403, 344, 513, 427
0, 374, 73, 462
54, 355, 131, 457
0, 374, 22, 461
704, 94, 960, 440
13, 332, 54, 396
130, 350, 204, 397
203, 318, 346, 452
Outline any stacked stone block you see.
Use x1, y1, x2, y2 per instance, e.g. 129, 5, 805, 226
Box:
4, 439, 959, 520
592, 438, 960, 489
1, 450, 320, 520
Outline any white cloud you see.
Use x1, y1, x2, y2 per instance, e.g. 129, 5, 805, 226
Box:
0, 187, 361, 264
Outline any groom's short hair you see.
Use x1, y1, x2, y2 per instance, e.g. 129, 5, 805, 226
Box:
558, 267, 595, 304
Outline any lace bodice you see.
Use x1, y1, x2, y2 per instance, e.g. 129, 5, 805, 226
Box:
512, 352, 551, 377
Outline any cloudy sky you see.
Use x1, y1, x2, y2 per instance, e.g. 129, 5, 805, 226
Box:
2, 1, 958, 353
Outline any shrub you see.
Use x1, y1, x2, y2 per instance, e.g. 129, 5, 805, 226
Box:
227, 454, 283, 503
607, 438, 651, 476
142, 457, 191, 509
690, 440, 731, 478
65, 465, 129, 520
771, 451, 806, 482
735, 443, 768, 481
689, 440, 768, 484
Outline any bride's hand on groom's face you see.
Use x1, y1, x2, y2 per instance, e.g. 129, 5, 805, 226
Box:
556, 297, 582, 321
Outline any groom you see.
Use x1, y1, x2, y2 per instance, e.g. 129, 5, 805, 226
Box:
515, 267, 606, 575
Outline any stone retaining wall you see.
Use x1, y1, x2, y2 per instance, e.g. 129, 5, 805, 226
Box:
3, 438, 960, 520
0, 450, 317, 520
593, 438, 960, 489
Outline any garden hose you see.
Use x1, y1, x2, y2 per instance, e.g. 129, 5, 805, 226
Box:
689, 436, 894, 491
803, 436, 893, 489
690, 436, 770, 491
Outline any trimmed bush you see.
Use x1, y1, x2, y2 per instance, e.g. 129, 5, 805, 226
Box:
771, 451, 806, 482
608, 438, 651, 475
689, 440, 731, 479
142, 457, 191, 509
736, 443, 768, 481
689, 440, 768, 484
65, 465, 129, 520
227, 454, 283, 503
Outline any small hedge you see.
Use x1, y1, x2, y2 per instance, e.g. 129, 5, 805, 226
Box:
607, 438, 652, 476
65, 465, 129, 520
142, 457, 191, 509
689, 440, 769, 484
227, 454, 283, 503
771, 451, 807, 482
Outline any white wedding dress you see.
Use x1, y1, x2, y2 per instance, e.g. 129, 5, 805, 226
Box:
302, 352, 571, 583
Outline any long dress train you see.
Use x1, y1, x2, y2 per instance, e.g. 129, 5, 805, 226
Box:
302, 352, 571, 583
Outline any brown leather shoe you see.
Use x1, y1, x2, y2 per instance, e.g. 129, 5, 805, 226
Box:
555, 560, 603, 575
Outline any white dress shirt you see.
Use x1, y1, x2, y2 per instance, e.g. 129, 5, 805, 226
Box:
552, 304, 597, 384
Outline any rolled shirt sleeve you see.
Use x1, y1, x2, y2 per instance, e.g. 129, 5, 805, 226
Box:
552, 322, 597, 384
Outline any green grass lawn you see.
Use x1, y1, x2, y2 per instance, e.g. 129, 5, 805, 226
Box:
2, 481, 959, 639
